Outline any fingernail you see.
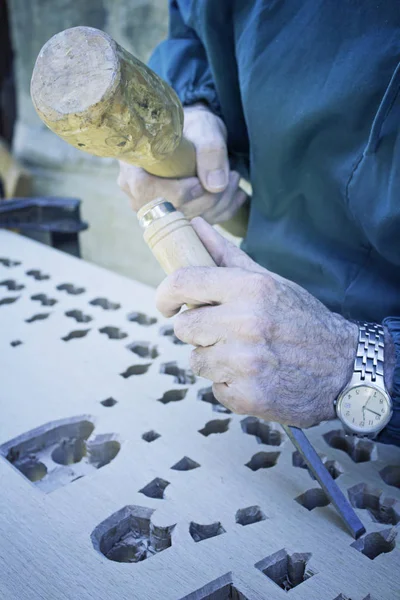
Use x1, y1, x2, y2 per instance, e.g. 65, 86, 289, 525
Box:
190, 183, 204, 200
207, 169, 227, 191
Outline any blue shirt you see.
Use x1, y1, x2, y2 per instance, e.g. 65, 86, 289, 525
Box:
149, 0, 400, 445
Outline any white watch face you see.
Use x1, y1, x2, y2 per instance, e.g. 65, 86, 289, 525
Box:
337, 386, 392, 434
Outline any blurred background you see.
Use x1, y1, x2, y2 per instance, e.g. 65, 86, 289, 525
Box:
1, 0, 172, 286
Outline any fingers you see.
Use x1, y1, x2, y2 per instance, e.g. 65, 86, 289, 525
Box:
181, 171, 244, 222
183, 107, 229, 194
189, 343, 265, 390
155, 266, 251, 317
212, 187, 248, 224
174, 302, 271, 346
190, 345, 235, 383
200, 171, 246, 224
118, 160, 200, 212
190, 216, 263, 272
173, 305, 224, 346
212, 382, 252, 415
118, 105, 242, 223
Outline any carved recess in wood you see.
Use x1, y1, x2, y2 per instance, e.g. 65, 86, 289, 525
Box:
255, 549, 317, 592
292, 450, 344, 480
126, 341, 159, 359
120, 363, 151, 378
65, 309, 92, 323
0, 416, 120, 493
91, 505, 175, 563
181, 574, 249, 600
25, 313, 50, 323
142, 430, 161, 443
198, 386, 231, 414
139, 477, 170, 499
31, 293, 57, 306
171, 456, 200, 471
158, 389, 188, 404
241, 417, 283, 446
0, 257, 21, 267
159, 324, 185, 345
127, 311, 157, 326
350, 529, 397, 560
62, 329, 91, 341
99, 326, 128, 340
90, 297, 120, 310
245, 451, 280, 472
0, 296, 19, 306
323, 429, 377, 463
348, 483, 400, 525
295, 488, 330, 511
100, 397, 118, 408
26, 269, 50, 281
199, 419, 231, 437
379, 465, 400, 489
189, 521, 226, 543
0, 279, 24, 291
235, 506, 266, 526
160, 361, 196, 385
57, 283, 85, 295
333, 595, 358, 600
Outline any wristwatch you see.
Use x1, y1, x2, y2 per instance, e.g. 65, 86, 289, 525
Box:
335, 323, 393, 438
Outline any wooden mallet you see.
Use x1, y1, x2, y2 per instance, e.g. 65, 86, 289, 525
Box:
30, 26, 248, 238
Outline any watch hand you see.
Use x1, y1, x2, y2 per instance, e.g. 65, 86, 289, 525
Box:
363, 397, 371, 411
365, 407, 381, 417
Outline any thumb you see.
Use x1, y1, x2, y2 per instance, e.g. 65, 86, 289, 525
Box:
191, 217, 264, 272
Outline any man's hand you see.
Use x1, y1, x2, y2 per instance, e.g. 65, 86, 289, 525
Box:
156, 218, 359, 428
117, 103, 247, 223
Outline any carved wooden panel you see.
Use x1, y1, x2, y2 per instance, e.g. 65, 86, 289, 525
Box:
0, 231, 399, 600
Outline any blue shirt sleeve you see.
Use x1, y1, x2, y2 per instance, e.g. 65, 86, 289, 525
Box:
148, 0, 221, 115
377, 318, 400, 445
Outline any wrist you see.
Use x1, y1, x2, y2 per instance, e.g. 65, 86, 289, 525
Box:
321, 318, 359, 422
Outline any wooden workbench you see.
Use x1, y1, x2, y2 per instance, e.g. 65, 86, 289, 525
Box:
0, 230, 399, 600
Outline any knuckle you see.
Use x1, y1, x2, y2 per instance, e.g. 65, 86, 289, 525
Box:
244, 272, 274, 303
199, 141, 227, 159
169, 268, 189, 295
212, 383, 227, 405
190, 349, 206, 376
238, 350, 258, 376
175, 309, 203, 343
173, 314, 189, 341
235, 313, 264, 341
247, 272, 268, 294
245, 315, 262, 336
